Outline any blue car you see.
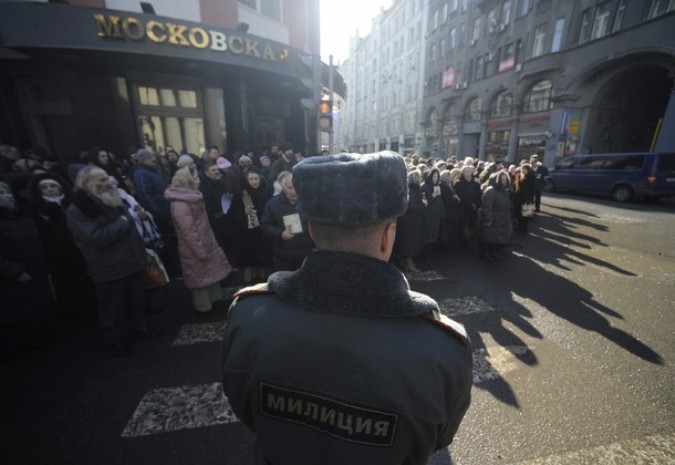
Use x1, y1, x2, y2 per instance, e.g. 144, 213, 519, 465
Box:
545, 152, 675, 202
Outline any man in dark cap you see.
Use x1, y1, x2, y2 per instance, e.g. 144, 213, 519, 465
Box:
222, 151, 473, 465
267, 142, 296, 184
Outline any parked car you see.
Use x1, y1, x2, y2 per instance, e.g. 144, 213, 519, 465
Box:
545, 152, 675, 202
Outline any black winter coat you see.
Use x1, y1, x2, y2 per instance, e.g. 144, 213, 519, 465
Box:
231, 185, 273, 267
394, 184, 427, 258
513, 174, 536, 216
66, 191, 146, 283
480, 186, 513, 244
454, 177, 482, 215
261, 194, 313, 264
26, 175, 97, 316
0, 208, 57, 355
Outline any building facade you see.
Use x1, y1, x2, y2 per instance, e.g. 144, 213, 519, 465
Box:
422, 0, 675, 166
0, 0, 320, 161
335, 0, 429, 154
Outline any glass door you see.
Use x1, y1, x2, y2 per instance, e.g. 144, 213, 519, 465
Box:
134, 84, 205, 155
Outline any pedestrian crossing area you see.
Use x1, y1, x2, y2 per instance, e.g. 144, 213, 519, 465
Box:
122, 312, 535, 439
122, 383, 237, 437
120, 304, 672, 465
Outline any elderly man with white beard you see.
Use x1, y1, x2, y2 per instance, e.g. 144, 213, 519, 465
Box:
67, 165, 155, 357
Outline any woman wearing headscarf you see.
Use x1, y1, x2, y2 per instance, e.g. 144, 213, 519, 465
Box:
26, 173, 97, 318
420, 168, 444, 258
479, 171, 513, 260
454, 164, 482, 250
0, 181, 58, 355
393, 169, 427, 272
231, 166, 273, 283
165, 167, 232, 312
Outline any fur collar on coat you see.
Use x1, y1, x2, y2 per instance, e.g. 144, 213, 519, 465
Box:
268, 250, 439, 318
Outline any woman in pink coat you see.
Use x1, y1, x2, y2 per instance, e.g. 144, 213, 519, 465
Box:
165, 167, 232, 312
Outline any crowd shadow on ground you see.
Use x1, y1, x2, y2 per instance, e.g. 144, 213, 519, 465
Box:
420, 205, 664, 409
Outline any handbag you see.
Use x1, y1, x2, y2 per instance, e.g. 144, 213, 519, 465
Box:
521, 203, 535, 218
145, 248, 169, 289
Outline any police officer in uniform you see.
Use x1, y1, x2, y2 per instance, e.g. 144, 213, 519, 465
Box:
221, 151, 473, 465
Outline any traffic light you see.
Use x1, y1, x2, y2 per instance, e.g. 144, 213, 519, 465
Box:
319, 100, 332, 132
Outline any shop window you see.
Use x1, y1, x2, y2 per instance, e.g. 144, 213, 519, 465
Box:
135, 82, 203, 154
491, 91, 513, 117
466, 98, 483, 121
522, 80, 553, 113
138, 86, 159, 106
487, 130, 510, 160
138, 87, 197, 109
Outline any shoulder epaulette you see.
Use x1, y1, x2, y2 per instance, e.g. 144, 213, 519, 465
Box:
423, 309, 469, 345
232, 282, 275, 302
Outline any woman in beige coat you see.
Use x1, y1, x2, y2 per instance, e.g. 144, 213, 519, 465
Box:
165, 167, 232, 312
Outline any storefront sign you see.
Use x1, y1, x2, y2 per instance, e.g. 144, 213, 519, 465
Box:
487, 118, 511, 129
94, 14, 289, 63
568, 120, 580, 134
519, 113, 550, 125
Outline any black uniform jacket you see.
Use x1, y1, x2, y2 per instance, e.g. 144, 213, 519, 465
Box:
221, 250, 473, 465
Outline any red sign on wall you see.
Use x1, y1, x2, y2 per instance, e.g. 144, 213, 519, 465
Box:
442, 67, 456, 89
499, 56, 515, 73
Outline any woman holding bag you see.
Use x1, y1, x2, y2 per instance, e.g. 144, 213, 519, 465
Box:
165, 167, 232, 313
513, 163, 536, 233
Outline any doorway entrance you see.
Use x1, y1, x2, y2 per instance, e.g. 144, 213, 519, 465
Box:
133, 84, 205, 155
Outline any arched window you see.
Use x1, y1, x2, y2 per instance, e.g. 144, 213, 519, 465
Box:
522, 80, 553, 113
465, 98, 483, 121
491, 91, 513, 117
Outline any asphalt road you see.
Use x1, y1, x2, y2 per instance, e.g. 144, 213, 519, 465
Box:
2, 192, 674, 465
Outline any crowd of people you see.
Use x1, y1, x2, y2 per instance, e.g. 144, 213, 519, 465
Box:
0, 141, 548, 357
395, 152, 549, 268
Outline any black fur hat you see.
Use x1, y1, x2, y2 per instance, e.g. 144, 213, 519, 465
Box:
292, 151, 408, 226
